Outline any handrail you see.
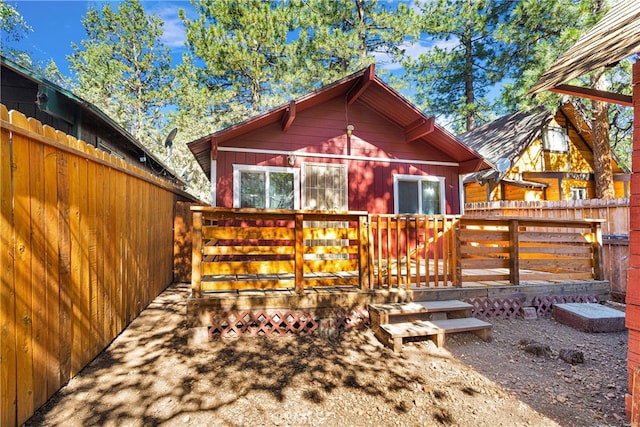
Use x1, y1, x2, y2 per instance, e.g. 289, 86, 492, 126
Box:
190, 207, 369, 296
190, 209, 605, 294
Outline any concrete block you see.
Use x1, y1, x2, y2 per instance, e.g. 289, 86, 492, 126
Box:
521, 307, 538, 320
553, 303, 625, 333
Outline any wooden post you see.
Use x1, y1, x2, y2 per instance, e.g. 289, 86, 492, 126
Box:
294, 213, 304, 294
358, 215, 370, 290
632, 366, 640, 426
367, 215, 375, 288
453, 217, 461, 287
592, 221, 604, 280
190, 210, 203, 298
509, 219, 520, 286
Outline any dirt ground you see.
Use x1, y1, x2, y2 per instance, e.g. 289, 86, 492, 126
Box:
25, 283, 629, 427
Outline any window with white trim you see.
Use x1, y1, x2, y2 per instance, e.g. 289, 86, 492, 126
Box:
569, 187, 587, 200
542, 125, 569, 152
233, 165, 300, 209
394, 175, 445, 215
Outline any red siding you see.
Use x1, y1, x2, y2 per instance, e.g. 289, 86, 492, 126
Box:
628, 59, 640, 419
215, 97, 462, 213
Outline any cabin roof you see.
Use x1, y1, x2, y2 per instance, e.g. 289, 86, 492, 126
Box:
457, 106, 553, 166
457, 102, 629, 180
530, 0, 640, 102
188, 65, 491, 178
0, 55, 183, 184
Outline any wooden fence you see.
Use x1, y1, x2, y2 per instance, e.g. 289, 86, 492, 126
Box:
465, 199, 628, 299
1, 105, 194, 427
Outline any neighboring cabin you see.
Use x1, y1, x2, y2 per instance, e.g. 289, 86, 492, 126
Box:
458, 103, 630, 204
0, 55, 182, 184
188, 65, 490, 215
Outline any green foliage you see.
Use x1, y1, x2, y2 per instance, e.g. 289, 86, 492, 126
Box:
0, 0, 31, 42
402, 0, 516, 132
69, 0, 172, 144
0, 0, 32, 65
178, 0, 414, 120
69, 0, 210, 200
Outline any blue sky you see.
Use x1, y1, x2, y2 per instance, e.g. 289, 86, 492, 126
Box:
7, 1, 194, 75
6, 0, 440, 77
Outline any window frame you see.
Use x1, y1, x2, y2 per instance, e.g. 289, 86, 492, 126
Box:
542, 125, 569, 153
233, 164, 300, 209
569, 186, 587, 200
393, 174, 445, 215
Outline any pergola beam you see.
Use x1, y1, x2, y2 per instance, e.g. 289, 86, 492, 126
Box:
549, 84, 633, 107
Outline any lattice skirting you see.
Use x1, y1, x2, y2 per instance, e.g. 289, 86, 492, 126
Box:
464, 298, 522, 320
531, 295, 599, 317
207, 307, 370, 339
206, 296, 602, 338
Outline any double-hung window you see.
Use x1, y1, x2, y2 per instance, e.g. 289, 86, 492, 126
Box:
394, 174, 445, 215
233, 165, 300, 209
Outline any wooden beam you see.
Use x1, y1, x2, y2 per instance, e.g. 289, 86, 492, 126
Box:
550, 84, 633, 107
347, 63, 375, 105
405, 117, 434, 143
281, 100, 296, 132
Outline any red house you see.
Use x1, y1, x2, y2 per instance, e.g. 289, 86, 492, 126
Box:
188, 65, 490, 214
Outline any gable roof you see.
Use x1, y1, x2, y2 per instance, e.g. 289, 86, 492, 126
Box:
457, 106, 553, 166
188, 65, 491, 177
457, 102, 629, 181
530, 0, 640, 104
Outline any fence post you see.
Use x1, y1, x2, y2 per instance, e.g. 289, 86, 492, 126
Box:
509, 219, 520, 285
190, 210, 203, 298
294, 213, 304, 294
452, 217, 461, 287
592, 221, 604, 280
358, 214, 371, 290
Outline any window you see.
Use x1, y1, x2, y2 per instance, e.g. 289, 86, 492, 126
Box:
569, 187, 587, 200
542, 125, 569, 152
394, 175, 445, 215
233, 165, 300, 209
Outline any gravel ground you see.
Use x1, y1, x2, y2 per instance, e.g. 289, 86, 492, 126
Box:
25, 283, 629, 427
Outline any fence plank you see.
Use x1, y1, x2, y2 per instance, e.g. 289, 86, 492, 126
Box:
42, 125, 61, 399
1, 104, 17, 427
27, 117, 47, 412
11, 110, 35, 425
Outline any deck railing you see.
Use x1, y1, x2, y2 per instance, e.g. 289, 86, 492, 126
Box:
457, 216, 603, 285
190, 207, 370, 297
190, 208, 604, 295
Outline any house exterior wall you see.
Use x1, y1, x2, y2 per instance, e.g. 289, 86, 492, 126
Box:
0, 66, 73, 135
464, 111, 628, 203
215, 97, 462, 214
626, 58, 640, 417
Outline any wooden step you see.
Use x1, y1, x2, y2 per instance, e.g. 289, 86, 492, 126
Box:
377, 318, 493, 353
369, 300, 473, 332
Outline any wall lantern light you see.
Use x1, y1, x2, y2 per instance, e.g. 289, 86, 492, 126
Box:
346, 124, 354, 136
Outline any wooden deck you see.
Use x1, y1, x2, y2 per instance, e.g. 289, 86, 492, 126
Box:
187, 207, 610, 336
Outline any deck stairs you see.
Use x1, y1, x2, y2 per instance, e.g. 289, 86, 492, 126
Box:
368, 300, 493, 353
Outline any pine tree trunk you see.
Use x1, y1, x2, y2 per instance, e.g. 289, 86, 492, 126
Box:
591, 72, 615, 199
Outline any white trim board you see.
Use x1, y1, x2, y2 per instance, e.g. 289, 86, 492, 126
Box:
218, 146, 459, 168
